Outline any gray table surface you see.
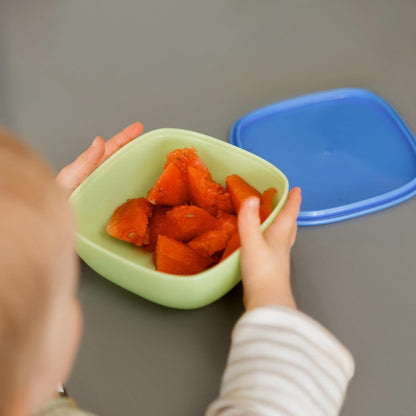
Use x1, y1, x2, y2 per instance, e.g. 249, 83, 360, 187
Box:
1, 1, 416, 415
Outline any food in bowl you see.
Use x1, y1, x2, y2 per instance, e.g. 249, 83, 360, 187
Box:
105, 147, 277, 275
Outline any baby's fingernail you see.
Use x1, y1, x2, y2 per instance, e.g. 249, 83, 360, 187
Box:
91, 136, 100, 147
246, 197, 259, 210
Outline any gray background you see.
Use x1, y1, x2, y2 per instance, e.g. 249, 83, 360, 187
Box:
1, 1, 416, 415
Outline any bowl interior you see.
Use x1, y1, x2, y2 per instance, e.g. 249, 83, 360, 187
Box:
70, 128, 289, 278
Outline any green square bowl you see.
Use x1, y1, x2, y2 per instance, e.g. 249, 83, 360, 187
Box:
69, 128, 289, 309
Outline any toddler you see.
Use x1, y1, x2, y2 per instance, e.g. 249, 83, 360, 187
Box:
0, 123, 354, 416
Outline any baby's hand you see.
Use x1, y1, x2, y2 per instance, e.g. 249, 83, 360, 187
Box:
56, 122, 143, 196
238, 187, 302, 311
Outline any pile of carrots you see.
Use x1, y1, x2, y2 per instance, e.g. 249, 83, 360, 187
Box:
106, 147, 277, 275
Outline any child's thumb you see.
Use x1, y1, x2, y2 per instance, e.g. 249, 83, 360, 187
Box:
238, 197, 263, 252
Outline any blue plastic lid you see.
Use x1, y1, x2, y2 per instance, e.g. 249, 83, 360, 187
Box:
230, 88, 416, 225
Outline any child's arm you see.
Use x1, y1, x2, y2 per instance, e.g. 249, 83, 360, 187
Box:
34, 397, 95, 416
206, 189, 355, 416
56, 122, 143, 196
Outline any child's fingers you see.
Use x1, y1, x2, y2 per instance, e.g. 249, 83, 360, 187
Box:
238, 197, 265, 255
100, 122, 144, 164
281, 187, 302, 221
264, 187, 302, 249
56, 122, 144, 197
56, 136, 105, 195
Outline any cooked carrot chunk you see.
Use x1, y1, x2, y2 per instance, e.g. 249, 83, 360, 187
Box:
215, 211, 238, 237
187, 229, 230, 257
188, 165, 234, 216
166, 147, 210, 177
146, 162, 189, 206
260, 187, 277, 223
163, 205, 218, 242
220, 232, 241, 261
143, 206, 169, 252
154, 235, 212, 275
226, 174, 261, 214
106, 198, 152, 246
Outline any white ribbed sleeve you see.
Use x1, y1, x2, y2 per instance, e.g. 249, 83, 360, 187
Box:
206, 306, 354, 416
35, 398, 95, 416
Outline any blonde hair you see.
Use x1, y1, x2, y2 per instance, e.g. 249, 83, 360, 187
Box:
0, 130, 69, 415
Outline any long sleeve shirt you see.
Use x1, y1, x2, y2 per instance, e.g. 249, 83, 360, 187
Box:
206, 306, 354, 416
36, 306, 354, 416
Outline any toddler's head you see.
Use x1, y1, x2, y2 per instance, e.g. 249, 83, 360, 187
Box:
0, 130, 82, 416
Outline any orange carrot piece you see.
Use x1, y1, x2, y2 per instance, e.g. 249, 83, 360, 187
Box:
215, 211, 238, 237
106, 198, 152, 246
163, 205, 218, 242
188, 165, 234, 216
259, 187, 277, 223
146, 162, 189, 206
143, 206, 169, 252
165, 147, 211, 177
220, 232, 241, 261
187, 229, 230, 257
226, 174, 261, 214
154, 235, 212, 275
